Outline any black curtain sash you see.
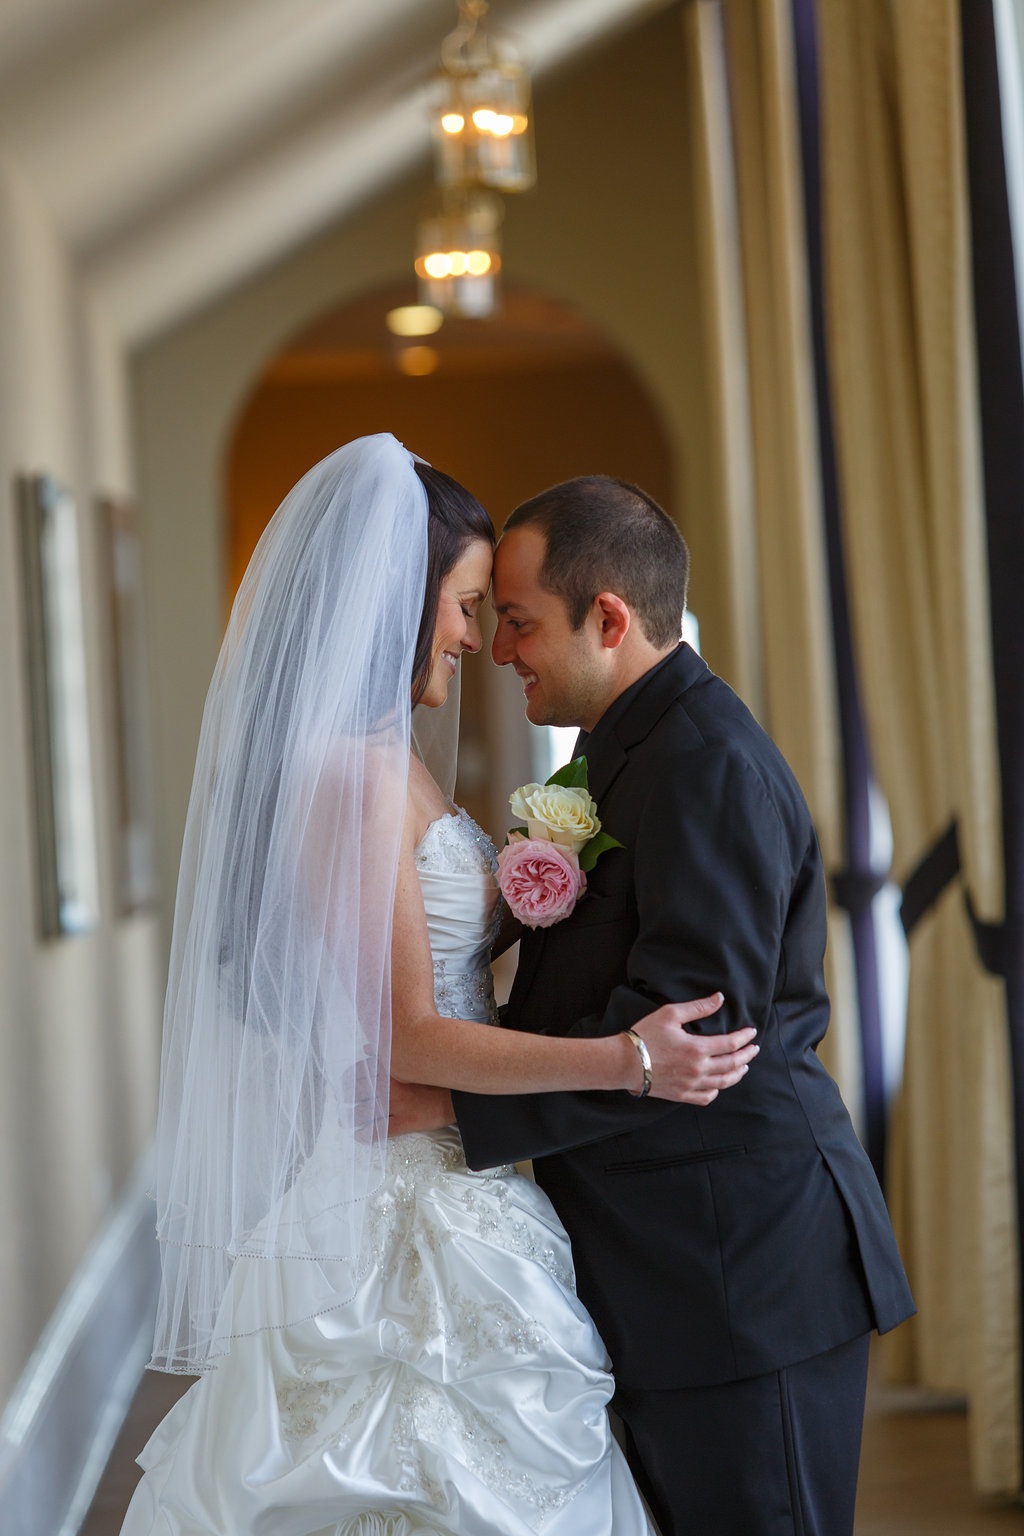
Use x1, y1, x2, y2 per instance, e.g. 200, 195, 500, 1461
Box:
900, 817, 1021, 981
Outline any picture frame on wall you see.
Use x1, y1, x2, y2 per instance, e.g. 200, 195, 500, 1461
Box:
17, 473, 100, 939
99, 495, 158, 916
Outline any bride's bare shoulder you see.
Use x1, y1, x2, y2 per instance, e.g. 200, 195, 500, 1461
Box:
405, 753, 451, 846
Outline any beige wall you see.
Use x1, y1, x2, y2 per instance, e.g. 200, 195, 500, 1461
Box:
0, 158, 162, 1402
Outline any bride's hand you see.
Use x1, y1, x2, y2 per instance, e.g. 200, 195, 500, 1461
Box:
630, 994, 759, 1105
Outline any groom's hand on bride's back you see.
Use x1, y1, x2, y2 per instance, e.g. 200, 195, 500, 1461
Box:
633, 994, 759, 1106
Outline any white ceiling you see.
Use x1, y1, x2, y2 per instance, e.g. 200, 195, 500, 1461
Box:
0, 0, 675, 343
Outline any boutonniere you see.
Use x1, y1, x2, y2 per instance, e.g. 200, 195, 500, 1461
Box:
496, 757, 623, 928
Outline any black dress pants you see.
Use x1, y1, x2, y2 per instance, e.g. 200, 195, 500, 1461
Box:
613, 1332, 871, 1536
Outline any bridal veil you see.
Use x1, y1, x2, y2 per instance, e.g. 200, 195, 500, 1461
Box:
151, 434, 435, 1373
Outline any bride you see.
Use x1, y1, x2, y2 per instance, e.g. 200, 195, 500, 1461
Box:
121, 434, 756, 1536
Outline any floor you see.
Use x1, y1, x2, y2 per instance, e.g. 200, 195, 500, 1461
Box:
81, 1354, 1024, 1535
854, 1372, 1023, 1535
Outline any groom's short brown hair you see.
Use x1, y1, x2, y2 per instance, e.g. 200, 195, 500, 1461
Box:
504, 476, 689, 649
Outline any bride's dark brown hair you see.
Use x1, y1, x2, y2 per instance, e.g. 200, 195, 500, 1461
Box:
410, 463, 495, 705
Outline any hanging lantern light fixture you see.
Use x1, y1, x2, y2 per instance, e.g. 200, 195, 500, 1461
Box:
415, 186, 503, 319
410, 1, 535, 325
432, 0, 536, 193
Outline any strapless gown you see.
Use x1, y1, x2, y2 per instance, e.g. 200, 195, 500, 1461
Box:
120, 808, 656, 1536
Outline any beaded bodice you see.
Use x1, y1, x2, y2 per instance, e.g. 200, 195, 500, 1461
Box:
414, 807, 502, 1025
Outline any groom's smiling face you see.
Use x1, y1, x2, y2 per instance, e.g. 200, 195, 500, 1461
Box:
491, 526, 609, 731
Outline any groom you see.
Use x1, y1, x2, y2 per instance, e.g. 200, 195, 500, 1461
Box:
401, 475, 914, 1534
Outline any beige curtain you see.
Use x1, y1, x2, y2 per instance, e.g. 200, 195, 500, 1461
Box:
682, 0, 862, 1110
818, 0, 1018, 1496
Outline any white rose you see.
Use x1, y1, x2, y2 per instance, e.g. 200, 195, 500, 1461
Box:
509, 782, 601, 854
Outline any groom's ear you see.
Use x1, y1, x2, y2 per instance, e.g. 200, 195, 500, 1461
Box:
593, 592, 631, 649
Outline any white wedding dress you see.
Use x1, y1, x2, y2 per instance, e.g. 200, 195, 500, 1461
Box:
121, 808, 655, 1536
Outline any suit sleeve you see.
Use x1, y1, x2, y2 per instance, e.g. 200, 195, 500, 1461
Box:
454, 741, 792, 1169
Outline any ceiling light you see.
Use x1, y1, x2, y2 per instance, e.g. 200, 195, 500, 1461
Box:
415, 188, 503, 319
385, 304, 444, 337
431, 0, 536, 193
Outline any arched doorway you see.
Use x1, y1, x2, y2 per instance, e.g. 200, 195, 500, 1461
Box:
225, 278, 674, 840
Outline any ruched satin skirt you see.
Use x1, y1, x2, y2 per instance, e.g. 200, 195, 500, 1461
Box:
121, 1128, 656, 1535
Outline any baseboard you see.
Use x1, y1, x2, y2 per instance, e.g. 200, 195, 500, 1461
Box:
0, 1150, 158, 1536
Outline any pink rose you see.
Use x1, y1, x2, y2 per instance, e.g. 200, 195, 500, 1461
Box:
497, 835, 586, 928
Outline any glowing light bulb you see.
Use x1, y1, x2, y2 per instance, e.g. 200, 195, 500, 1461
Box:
448, 250, 469, 277
431, 5, 536, 192
466, 249, 492, 276
423, 252, 451, 279
386, 305, 443, 337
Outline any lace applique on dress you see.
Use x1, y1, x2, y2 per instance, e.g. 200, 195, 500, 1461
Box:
387, 1376, 573, 1521
378, 1133, 570, 1284
431, 960, 498, 1026
273, 1133, 577, 1520
277, 1367, 344, 1447
276, 1344, 575, 1522
414, 806, 498, 877
415, 807, 502, 1025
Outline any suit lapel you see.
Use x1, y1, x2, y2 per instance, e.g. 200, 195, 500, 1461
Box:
583, 734, 629, 806
511, 925, 547, 1010
581, 644, 708, 801
509, 645, 709, 1021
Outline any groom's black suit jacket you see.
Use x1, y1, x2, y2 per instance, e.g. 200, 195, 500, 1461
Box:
454, 644, 913, 1390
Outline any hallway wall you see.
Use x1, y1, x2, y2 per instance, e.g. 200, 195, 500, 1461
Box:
0, 157, 163, 1405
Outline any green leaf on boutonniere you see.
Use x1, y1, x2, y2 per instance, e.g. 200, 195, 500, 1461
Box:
546, 756, 590, 790
578, 828, 624, 873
